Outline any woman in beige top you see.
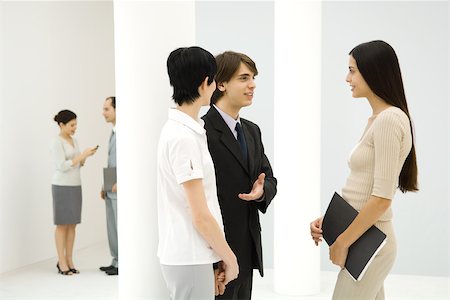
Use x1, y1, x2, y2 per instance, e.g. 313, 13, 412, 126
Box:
310, 40, 418, 299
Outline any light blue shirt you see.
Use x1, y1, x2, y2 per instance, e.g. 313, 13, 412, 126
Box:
213, 104, 241, 140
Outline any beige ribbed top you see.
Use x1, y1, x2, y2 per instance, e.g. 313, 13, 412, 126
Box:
341, 106, 412, 221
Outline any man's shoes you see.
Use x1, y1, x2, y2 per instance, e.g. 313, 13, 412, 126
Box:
99, 265, 115, 272
105, 267, 118, 275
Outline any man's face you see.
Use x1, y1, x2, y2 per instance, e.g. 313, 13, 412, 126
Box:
219, 62, 256, 109
102, 99, 116, 124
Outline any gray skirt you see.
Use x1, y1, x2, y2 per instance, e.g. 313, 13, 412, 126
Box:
52, 185, 82, 225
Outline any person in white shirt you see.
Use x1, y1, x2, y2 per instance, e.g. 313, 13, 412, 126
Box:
50, 110, 97, 275
157, 46, 238, 299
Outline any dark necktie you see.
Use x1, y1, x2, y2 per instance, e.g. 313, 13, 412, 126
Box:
235, 122, 248, 162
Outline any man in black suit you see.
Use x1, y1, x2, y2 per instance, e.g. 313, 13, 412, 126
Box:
202, 51, 277, 299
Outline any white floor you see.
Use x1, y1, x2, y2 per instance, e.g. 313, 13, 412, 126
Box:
0, 242, 448, 300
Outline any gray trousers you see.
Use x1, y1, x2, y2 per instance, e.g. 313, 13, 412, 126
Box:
160, 264, 214, 300
105, 197, 118, 267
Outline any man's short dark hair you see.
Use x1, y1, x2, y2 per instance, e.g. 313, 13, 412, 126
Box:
211, 51, 258, 104
167, 46, 216, 105
106, 96, 116, 109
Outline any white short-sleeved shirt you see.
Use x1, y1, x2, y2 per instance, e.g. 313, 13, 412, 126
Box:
50, 136, 81, 186
156, 108, 224, 265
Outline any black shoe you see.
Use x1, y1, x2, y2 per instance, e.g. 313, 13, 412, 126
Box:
99, 265, 115, 272
105, 267, 118, 275
56, 263, 73, 275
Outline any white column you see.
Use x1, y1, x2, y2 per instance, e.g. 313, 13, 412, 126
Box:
0, 1, 4, 268
113, 1, 195, 299
273, 0, 322, 296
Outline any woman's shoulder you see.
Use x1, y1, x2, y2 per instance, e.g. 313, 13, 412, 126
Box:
51, 135, 63, 145
379, 106, 409, 122
375, 106, 410, 131
50, 136, 64, 152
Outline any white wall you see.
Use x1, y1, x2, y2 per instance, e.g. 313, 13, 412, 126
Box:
320, 1, 449, 277
0, 0, 4, 270
0, 1, 115, 274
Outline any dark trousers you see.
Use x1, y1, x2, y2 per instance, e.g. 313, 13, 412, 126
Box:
216, 271, 253, 300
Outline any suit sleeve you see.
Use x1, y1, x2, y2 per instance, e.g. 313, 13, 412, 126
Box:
255, 126, 277, 214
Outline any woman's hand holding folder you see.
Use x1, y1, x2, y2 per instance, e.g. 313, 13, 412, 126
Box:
310, 217, 324, 246
329, 238, 349, 269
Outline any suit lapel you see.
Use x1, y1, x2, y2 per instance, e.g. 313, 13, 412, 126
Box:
207, 107, 250, 175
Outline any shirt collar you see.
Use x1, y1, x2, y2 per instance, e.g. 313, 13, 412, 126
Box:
168, 108, 205, 135
213, 104, 241, 134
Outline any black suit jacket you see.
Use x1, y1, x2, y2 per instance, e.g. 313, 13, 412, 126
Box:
202, 106, 277, 281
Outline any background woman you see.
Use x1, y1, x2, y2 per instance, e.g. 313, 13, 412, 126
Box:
50, 110, 97, 275
310, 40, 418, 299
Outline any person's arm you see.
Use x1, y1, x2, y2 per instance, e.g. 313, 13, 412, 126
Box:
258, 152, 277, 212
310, 216, 324, 246
238, 126, 277, 213
183, 179, 238, 285
51, 139, 91, 171
329, 196, 391, 267
70, 148, 97, 167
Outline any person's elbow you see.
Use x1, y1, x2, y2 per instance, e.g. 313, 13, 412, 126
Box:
373, 196, 392, 212
55, 163, 72, 172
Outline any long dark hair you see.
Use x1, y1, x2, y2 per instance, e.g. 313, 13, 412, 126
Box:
350, 40, 418, 193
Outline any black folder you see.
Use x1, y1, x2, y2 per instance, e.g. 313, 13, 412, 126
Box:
103, 167, 117, 192
322, 192, 387, 281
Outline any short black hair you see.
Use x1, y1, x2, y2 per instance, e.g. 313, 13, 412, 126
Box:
167, 46, 216, 105
54, 109, 76, 125
106, 96, 116, 109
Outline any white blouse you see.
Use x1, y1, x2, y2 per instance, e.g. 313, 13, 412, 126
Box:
50, 136, 81, 186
